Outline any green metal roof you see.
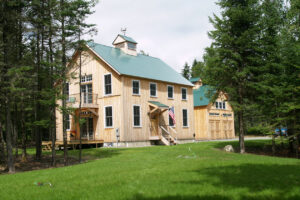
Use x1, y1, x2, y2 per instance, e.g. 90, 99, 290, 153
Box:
87, 42, 193, 86
148, 101, 169, 108
119, 34, 137, 44
193, 85, 216, 107
189, 77, 201, 83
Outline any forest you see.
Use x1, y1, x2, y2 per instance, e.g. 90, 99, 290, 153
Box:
181, 0, 299, 155
0, 0, 97, 173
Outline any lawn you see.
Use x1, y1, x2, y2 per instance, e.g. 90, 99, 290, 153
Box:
1, 140, 300, 200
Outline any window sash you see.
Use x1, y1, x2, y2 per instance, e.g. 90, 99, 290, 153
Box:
104, 74, 112, 95
132, 80, 140, 94
66, 115, 70, 130
133, 106, 141, 126
182, 88, 187, 100
150, 83, 156, 97
168, 86, 173, 98
182, 109, 188, 127
105, 106, 113, 127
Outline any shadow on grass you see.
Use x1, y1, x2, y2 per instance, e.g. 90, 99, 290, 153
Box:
130, 194, 231, 200
187, 163, 300, 199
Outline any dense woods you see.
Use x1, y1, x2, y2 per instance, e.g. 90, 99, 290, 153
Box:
189, 0, 300, 153
0, 0, 97, 173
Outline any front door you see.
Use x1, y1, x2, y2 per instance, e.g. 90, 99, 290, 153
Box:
150, 117, 159, 136
81, 117, 94, 140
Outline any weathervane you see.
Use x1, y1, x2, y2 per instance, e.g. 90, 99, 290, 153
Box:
121, 28, 127, 36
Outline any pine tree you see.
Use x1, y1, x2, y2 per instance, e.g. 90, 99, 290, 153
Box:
203, 0, 262, 153
181, 62, 191, 80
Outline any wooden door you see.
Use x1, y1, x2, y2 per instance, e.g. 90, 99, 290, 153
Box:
209, 120, 215, 139
150, 118, 159, 136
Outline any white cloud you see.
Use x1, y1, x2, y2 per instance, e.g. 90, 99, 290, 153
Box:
86, 0, 220, 72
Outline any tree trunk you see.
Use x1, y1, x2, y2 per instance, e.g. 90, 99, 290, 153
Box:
6, 103, 15, 173
0, 122, 6, 164
238, 86, 245, 154
78, 29, 82, 163
61, 0, 68, 166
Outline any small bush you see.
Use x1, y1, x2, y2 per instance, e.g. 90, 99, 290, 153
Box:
246, 125, 272, 136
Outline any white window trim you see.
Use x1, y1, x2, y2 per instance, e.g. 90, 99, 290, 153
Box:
149, 82, 157, 98
132, 105, 142, 127
132, 80, 140, 95
103, 73, 113, 96
182, 109, 189, 128
104, 105, 113, 128
181, 87, 188, 100
169, 107, 175, 127
167, 85, 174, 99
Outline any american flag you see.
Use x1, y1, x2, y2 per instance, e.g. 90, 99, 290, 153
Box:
169, 106, 176, 125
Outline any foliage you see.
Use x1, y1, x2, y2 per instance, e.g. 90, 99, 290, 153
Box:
181, 62, 191, 79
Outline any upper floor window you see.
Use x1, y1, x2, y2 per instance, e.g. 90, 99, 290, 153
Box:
182, 109, 188, 127
150, 83, 157, 97
104, 74, 112, 95
132, 80, 140, 95
105, 106, 113, 128
215, 101, 226, 109
181, 88, 187, 100
167, 85, 174, 99
66, 114, 70, 130
81, 75, 92, 83
128, 42, 136, 50
133, 105, 141, 127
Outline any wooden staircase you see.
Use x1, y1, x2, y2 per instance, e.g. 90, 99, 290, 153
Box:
160, 126, 177, 146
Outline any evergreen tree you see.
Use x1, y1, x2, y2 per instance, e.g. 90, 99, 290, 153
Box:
203, 0, 262, 153
181, 62, 191, 79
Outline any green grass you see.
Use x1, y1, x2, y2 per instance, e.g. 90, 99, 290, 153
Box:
1, 140, 300, 200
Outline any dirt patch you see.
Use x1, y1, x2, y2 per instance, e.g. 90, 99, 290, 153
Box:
0, 155, 85, 174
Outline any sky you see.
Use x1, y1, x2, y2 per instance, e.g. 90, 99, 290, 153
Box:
86, 0, 221, 72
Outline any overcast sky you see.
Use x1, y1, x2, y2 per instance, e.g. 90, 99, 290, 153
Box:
86, 0, 220, 72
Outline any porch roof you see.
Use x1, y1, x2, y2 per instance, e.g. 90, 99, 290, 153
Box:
148, 101, 169, 108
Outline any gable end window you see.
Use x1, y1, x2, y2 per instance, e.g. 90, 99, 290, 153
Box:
132, 80, 140, 95
105, 106, 113, 128
104, 74, 112, 95
150, 83, 157, 97
167, 85, 174, 99
133, 105, 141, 127
182, 109, 188, 127
181, 88, 187, 100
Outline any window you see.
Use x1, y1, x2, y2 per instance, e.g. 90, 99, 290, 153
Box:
150, 83, 157, 97
219, 102, 223, 109
128, 42, 136, 50
182, 109, 188, 127
104, 74, 112, 95
167, 85, 174, 99
215, 102, 219, 109
132, 80, 140, 95
64, 82, 69, 99
105, 106, 113, 128
133, 105, 141, 127
66, 115, 70, 130
81, 75, 92, 83
181, 88, 187, 100
223, 102, 226, 109
216, 101, 226, 109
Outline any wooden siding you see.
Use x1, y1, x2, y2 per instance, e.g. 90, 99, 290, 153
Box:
56, 49, 195, 143
194, 95, 235, 140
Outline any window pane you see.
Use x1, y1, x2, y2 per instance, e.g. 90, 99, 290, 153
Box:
128, 42, 136, 50
169, 115, 174, 126
86, 75, 92, 82
150, 83, 156, 96
219, 102, 222, 109
168, 86, 173, 98
182, 88, 187, 100
223, 102, 226, 109
132, 81, 139, 94
104, 74, 112, 95
216, 102, 218, 109
133, 106, 140, 126
66, 115, 70, 130
105, 107, 113, 127
183, 109, 188, 127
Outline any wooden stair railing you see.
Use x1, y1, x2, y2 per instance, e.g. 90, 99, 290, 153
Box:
160, 126, 176, 146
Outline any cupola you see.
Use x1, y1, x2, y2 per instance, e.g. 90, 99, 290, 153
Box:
112, 34, 137, 56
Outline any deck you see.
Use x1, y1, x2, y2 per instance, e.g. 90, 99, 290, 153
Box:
42, 140, 104, 151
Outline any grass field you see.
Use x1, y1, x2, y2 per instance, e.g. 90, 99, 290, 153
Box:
1, 140, 300, 200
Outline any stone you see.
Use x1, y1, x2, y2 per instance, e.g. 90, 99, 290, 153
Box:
224, 145, 234, 152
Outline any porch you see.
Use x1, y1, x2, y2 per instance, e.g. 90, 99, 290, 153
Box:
42, 140, 104, 151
